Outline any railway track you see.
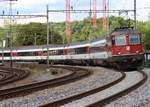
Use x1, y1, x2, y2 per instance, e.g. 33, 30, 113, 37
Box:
0, 66, 146, 107
0, 70, 14, 82
0, 65, 91, 100
0, 67, 29, 86
40, 70, 147, 107
88, 70, 147, 107
40, 69, 125, 107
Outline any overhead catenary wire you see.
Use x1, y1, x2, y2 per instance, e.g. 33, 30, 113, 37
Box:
47, 9, 135, 13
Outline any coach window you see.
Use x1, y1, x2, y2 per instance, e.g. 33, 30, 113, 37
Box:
4, 53, 11, 56
75, 47, 87, 54
49, 50, 53, 55
43, 51, 47, 56
91, 47, 104, 53
58, 50, 63, 55
68, 49, 76, 55
53, 50, 58, 55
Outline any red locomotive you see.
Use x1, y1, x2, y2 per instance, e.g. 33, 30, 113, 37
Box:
106, 27, 144, 69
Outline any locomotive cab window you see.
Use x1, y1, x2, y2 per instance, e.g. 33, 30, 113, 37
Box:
112, 37, 115, 46
112, 35, 126, 46
129, 34, 140, 45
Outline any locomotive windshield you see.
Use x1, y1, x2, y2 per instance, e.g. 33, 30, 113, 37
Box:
129, 34, 140, 45
112, 35, 126, 46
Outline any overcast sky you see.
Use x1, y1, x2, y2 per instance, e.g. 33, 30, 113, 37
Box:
0, 0, 150, 26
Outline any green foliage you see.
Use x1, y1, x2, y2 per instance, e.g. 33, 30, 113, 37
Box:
0, 27, 5, 40
137, 22, 150, 50
109, 16, 132, 29
13, 23, 47, 46
11, 23, 62, 46
0, 16, 150, 51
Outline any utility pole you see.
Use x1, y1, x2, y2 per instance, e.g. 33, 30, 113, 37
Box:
107, 0, 110, 34
50, 25, 53, 45
89, 0, 92, 41
9, 0, 13, 67
134, 0, 136, 28
34, 33, 37, 45
2, 39, 4, 65
92, 0, 97, 28
102, 0, 107, 31
46, 5, 50, 67
66, 0, 71, 44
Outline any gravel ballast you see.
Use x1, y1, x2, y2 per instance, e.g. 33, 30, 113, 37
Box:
0, 66, 71, 90
62, 71, 143, 107
105, 68, 150, 107
0, 67, 122, 107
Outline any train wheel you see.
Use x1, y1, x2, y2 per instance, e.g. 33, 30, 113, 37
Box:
116, 64, 122, 70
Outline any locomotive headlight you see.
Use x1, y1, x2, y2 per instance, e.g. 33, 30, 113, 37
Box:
132, 58, 136, 61
118, 52, 121, 55
126, 46, 130, 51
136, 51, 139, 53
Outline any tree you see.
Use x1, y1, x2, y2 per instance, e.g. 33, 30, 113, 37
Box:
12, 23, 62, 46
0, 16, 149, 50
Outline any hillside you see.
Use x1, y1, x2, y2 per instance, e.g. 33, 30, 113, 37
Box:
0, 16, 150, 50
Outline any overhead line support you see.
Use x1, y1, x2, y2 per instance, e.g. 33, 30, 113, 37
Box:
134, 0, 136, 28
46, 5, 50, 67
66, 0, 71, 44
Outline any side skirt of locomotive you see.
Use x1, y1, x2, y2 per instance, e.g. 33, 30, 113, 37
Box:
108, 54, 144, 70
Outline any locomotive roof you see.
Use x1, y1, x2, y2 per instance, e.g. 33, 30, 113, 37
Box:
111, 27, 139, 35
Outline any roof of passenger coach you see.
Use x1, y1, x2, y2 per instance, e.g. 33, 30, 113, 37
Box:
67, 37, 106, 48
0, 44, 65, 53
111, 27, 139, 36
0, 41, 89, 52
0, 37, 106, 52
90, 39, 106, 47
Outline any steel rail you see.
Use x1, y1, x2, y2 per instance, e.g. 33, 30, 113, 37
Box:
0, 66, 91, 100
40, 70, 126, 107
0, 70, 14, 82
87, 70, 147, 107
0, 67, 29, 86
